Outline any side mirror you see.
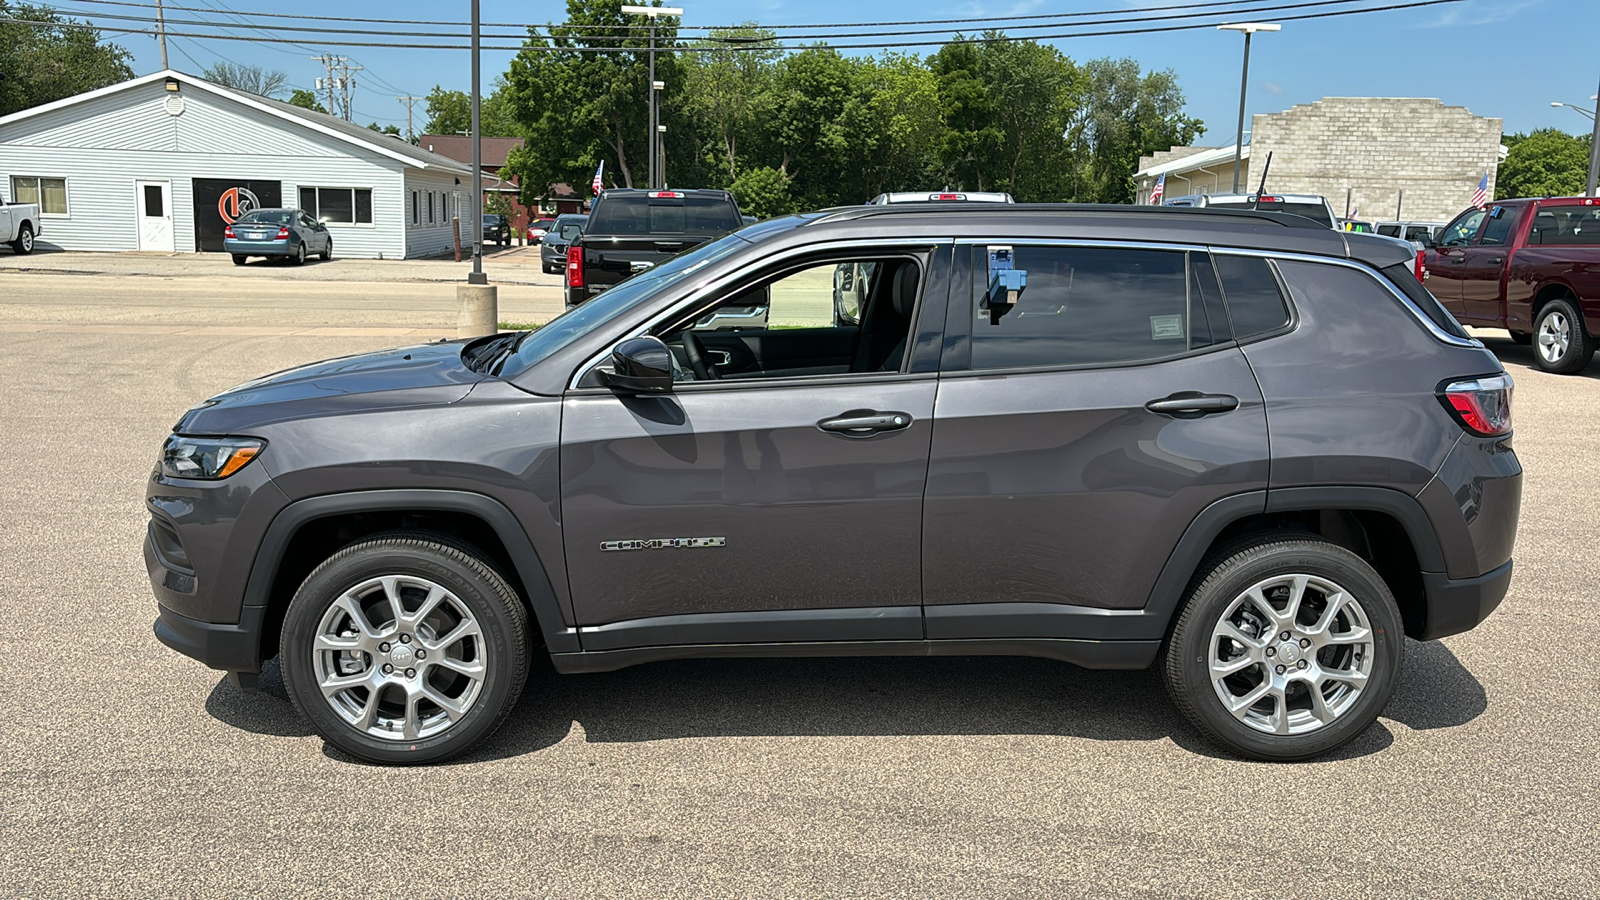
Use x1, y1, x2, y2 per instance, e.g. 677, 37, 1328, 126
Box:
601, 336, 674, 393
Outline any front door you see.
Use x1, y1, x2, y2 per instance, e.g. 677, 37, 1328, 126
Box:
135, 180, 174, 252
922, 244, 1271, 636
559, 250, 945, 649
1427, 207, 1487, 316
1459, 204, 1522, 323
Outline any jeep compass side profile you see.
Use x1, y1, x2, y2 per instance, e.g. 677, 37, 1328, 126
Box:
147, 205, 1520, 764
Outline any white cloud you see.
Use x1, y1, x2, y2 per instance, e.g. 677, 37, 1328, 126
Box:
1262, 80, 1284, 95
1425, 0, 1544, 28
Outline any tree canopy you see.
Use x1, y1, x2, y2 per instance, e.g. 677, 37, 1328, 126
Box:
201, 62, 287, 98
0, 2, 133, 118
1497, 129, 1594, 200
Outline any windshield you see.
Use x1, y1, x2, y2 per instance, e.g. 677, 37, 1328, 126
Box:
236, 210, 293, 225
496, 232, 750, 378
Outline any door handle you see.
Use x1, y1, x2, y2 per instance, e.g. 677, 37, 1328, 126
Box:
818, 411, 913, 437
1145, 392, 1240, 417
1485, 257, 1503, 265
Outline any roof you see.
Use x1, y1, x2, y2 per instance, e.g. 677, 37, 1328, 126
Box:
1136, 144, 1249, 179
417, 134, 524, 170
0, 70, 473, 175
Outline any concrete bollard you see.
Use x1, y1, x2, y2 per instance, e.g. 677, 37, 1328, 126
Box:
457, 283, 499, 338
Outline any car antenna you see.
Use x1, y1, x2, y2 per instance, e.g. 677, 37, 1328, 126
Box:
1253, 151, 1274, 209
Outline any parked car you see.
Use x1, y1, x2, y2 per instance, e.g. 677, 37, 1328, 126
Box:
1339, 219, 1377, 233
148, 203, 1520, 765
540, 214, 587, 275
1423, 197, 1600, 373
868, 191, 1015, 204
526, 217, 557, 244
1165, 193, 1339, 230
223, 208, 331, 265
565, 188, 744, 306
481, 214, 510, 247
1375, 221, 1446, 245
0, 192, 41, 254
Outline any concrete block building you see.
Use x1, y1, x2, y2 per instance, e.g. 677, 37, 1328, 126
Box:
1137, 98, 1504, 223
0, 69, 476, 257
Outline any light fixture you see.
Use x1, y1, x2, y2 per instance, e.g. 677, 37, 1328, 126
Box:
165, 77, 180, 92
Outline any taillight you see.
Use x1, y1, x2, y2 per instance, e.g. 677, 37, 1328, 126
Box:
648, 191, 682, 199
1440, 374, 1513, 437
223, 225, 235, 239
275, 227, 290, 240
1258, 194, 1283, 203
1414, 248, 1428, 282
566, 244, 583, 288
930, 193, 966, 201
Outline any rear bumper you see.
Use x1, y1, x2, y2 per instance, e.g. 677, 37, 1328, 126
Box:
224, 239, 293, 256
154, 603, 267, 673
1419, 559, 1513, 640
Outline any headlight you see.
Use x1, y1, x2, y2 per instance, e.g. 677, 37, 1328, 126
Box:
160, 435, 265, 479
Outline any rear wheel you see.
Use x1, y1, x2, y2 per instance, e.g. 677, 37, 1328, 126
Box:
279, 533, 530, 765
1533, 298, 1595, 374
11, 223, 34, 255
231, 254, 247, 266
1163, 535, 1402, 761
292, 242, 307, 266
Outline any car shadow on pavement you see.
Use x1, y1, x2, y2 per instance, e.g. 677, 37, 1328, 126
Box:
1479, 335, 1600, 381
203, 638, 1485, 765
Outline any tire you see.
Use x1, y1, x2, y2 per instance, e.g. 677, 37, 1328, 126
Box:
320, 239, 332, 261
292, 242, 307, 266
1532, 297, 1595, 374
11, 223, 34, 255
1163, 535, 1403, 761
231, 254, 248, 266
279, 532, 530, 765
1508, 331, 1532, 345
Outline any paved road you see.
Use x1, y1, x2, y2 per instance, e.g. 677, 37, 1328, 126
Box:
1, 277, 1597, 896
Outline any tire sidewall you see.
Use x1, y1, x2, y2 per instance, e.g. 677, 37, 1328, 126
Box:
1535, 299, 1590, 373
280, 544, 525, 765
1172, 542, 1403, 761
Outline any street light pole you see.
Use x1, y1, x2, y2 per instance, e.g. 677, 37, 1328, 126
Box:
622, 5, 682, 190
1589, 78, 1600, 197
1218, 23, 1280, 194
470, 0, 484, 284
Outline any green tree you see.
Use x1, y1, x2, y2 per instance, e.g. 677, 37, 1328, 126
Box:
201, 62, 287, 97
729, 166, 793, 219
503, 0, 680, 192
0, 2, 132, 117
366, 122, 401, 136
288, 88, 326, 113
680, 26, 780, 183
1066, 58, 1203, 203
1497, 129, 1593, 199
424, 80, 518, 136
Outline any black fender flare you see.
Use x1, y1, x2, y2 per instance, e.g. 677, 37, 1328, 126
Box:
242, 489, 578, 654
1139, 487, 1447, 637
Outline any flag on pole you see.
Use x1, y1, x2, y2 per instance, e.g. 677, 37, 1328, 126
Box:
1150, 172, 1166, 205
591, 161, 605, 195
1471, 173, 1488, 210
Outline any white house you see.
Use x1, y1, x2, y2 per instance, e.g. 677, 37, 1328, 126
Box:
0, 70, 479, 258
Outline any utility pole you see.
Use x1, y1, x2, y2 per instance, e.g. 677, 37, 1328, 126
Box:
397, 95, 420, 141
1218, 23, 1280, 194
311, 55, 358, 119
1589, 74, 1600, 197
457, 0, 497, 339
312, 55, 337, 116
156, 0, 169, 69
622, 6, 683, 190
335, 60, 363, 121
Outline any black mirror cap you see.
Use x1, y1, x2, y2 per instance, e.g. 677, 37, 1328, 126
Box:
603, 336, 674, 393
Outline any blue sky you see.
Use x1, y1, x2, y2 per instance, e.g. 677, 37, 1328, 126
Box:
89, 0, 1598, 141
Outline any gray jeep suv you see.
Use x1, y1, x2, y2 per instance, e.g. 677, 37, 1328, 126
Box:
147, 204, 1520, 764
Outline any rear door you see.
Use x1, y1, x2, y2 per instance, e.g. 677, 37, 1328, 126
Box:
922, 243, 1271, 637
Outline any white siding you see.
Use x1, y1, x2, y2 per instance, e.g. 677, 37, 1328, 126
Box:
0, 79, 464, 258
403, 169, 480, 258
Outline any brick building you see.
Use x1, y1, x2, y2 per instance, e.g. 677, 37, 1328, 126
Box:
1136, 97, 1504, 223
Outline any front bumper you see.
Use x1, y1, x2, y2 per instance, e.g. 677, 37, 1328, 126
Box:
154, 603, 268, 674
1419, 560, 1513, 641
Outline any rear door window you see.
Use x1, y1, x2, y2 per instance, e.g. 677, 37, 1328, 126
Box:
589, 195, 740, 236
1213, 255, 1291, 339
966, 245, 1229, 370
1527, 206, 1600, 245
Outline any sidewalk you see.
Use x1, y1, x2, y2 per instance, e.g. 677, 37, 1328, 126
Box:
0, 246, 561, 286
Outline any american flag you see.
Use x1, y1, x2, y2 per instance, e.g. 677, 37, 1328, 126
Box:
1471, 173, 1488, 210
1150, 172, 1166, 205
591, 161, 605, 196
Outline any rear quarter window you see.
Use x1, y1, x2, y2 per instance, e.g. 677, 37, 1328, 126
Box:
1213, 255, 1291, 338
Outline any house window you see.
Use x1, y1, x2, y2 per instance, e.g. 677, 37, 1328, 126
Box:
11, 176, 68, 215
411, 191, 419, 225
297, 187, 372, 224
428, 192, 435, 225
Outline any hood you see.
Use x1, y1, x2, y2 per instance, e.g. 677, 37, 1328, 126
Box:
175, 340, 484, 434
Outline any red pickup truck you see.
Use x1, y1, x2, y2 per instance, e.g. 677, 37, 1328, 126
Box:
1425, 196, 1600, 373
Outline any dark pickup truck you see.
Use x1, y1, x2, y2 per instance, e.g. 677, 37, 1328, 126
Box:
564, 189, 743, 306
1424, 196, 1600, 373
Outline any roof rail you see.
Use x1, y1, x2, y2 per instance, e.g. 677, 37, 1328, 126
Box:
811, 202, 1329, 231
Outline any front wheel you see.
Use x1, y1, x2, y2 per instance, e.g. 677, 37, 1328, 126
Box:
11, 223, 34, 255
1533, 298, 1596, 374
320, 239, 332, 261
1163, 536, 1403, 761
279, 533, 530, 765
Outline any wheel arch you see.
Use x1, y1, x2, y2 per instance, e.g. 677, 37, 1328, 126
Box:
245, 490, 577, 665
1147, 488, 1445, 640
1531, 281, 1585, 332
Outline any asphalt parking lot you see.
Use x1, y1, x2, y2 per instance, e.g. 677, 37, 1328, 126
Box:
1, 265, 1597, 897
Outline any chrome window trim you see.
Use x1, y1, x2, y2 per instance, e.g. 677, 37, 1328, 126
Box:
566, 237, 949, 392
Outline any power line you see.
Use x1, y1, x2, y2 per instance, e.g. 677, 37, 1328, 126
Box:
0, 1, 1470, 53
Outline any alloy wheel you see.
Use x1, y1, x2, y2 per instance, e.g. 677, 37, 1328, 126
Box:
312, 575, 489, 741
1538, 310, 1570, 364
21, 230, 33, 252
1208, 574, 1374, 736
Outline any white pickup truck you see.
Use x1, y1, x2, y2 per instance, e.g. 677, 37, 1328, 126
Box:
1, 193, 42, 254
